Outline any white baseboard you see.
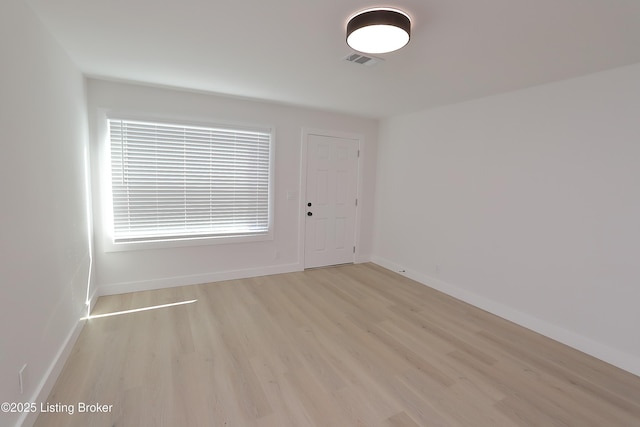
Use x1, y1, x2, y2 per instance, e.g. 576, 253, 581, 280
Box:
371, 256, 640, 378
17, 319, 86, 427
355, 253, 372, 263
97, 262, 304, 297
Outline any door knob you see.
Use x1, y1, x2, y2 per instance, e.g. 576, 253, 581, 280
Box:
307, 212, 313, 216
307, 202, 312, 207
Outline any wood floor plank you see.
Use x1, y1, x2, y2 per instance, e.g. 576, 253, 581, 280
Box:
34, 263, 640, 426
385, 411, 422, 427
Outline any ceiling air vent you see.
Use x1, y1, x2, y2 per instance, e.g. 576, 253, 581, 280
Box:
343, 53, 383, 67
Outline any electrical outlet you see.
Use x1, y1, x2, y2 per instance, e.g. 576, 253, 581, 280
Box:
19, 364, 27, 394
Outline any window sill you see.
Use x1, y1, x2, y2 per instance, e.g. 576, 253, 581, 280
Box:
102, 231, 273, 253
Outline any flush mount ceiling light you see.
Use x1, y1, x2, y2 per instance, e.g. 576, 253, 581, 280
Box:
346, 8, 411, 54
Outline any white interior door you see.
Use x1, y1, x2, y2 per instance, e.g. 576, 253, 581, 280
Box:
304, 134, 359, 268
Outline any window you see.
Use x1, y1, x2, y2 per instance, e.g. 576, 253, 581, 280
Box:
107, 117, 272, 244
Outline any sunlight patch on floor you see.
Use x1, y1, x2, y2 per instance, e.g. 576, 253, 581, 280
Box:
83, 299, 197, 320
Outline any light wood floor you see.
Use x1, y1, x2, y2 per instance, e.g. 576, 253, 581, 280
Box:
35, 263, 640, 427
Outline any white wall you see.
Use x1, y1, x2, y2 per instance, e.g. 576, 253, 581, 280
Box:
0, 1, 91, 427
87, 79, 378, 295
373, 63, 640, 375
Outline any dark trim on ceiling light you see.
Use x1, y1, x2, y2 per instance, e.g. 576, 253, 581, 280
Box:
346, 8, 411, 54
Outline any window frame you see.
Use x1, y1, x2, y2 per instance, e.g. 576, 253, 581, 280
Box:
98, 112, 275, 252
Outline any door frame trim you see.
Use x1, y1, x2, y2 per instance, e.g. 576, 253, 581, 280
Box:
299, 128, 364, 269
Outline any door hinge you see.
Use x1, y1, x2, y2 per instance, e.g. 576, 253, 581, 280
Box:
355, 198, 358, 206
357, 149, 360, 158
353, 246, 356, 253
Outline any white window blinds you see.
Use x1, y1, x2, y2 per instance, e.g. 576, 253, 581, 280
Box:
108, 118, 271, 243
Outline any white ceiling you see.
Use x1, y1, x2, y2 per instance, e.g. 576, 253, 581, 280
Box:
25, 0, 640, 118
